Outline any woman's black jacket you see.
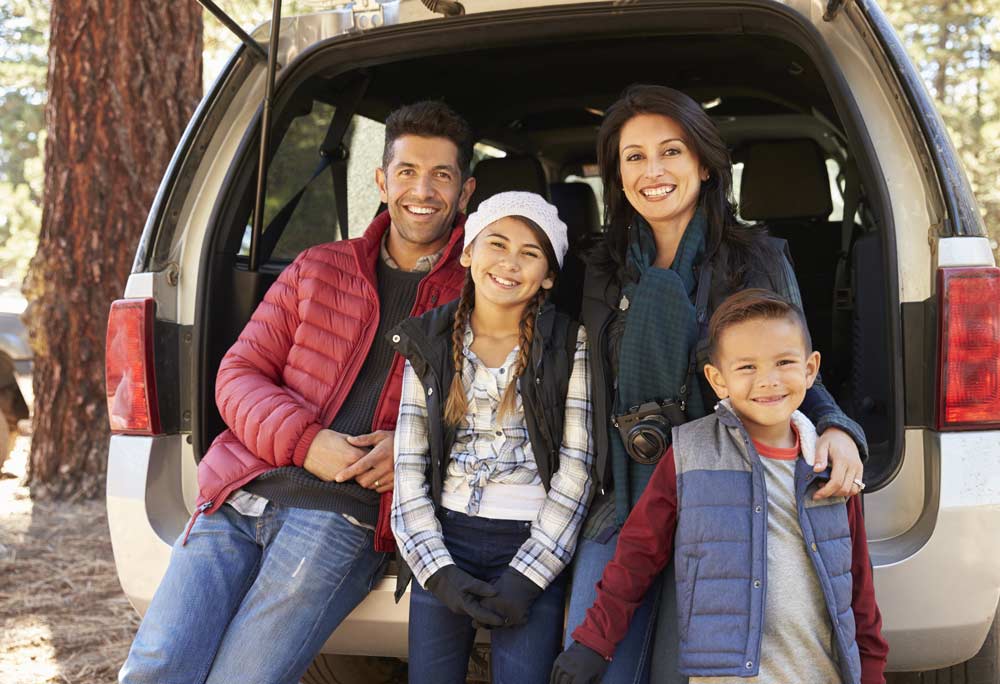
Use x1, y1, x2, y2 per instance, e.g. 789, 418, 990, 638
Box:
580, 236, 868, 493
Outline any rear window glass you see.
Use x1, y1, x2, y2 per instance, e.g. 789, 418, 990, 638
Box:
238, 106, 385, 261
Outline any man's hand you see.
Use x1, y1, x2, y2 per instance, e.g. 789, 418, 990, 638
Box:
813, 427, 864, 500
302, 429, 367, 482
336, 430, 395, 493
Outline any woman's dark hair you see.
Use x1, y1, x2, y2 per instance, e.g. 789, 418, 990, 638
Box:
594, 84, 764, 285
443, 216, 559, 426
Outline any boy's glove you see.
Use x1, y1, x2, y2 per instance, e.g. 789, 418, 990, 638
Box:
424, 565, 505, 627
550, 641, 609, 684
473, 568, 543, 629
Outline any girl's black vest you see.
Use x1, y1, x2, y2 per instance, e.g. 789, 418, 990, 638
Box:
388, 299, 581, 599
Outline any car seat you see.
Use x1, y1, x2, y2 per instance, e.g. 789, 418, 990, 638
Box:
739, 138, 841, 386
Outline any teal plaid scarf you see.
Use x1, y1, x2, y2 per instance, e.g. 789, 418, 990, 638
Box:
612, 209, 708, 522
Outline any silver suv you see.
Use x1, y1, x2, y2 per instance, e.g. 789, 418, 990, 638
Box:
105, 0, 1000, 678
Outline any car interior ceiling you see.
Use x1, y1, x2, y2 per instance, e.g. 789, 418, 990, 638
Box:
198, 30, 890, 478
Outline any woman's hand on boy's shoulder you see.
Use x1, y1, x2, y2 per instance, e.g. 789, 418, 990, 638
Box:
813, 427, 864, 500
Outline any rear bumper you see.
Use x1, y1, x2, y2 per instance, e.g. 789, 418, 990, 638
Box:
872, 429, 1000, 670
106, 434, 410, 657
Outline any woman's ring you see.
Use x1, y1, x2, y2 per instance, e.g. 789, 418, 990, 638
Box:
853, 478, 866, 491
375, 479, 381, 488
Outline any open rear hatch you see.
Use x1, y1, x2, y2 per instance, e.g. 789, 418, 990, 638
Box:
190, 0, 904, 493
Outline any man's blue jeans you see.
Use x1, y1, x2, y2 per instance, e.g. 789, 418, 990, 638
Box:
119, 502, 386, 684
408, 509, 567, 684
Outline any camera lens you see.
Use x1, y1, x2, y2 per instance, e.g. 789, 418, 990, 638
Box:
626, 416, 671, 465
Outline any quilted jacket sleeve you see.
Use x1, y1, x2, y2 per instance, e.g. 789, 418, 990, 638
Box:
215, 253, 325, 468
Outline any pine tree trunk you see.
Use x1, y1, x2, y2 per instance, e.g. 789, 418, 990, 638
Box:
23, 1, 203, 499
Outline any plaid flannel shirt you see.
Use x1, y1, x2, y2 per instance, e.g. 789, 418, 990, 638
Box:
392, 325, 594, 589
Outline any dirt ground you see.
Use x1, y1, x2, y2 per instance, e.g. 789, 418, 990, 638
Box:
0, 435, 140, 684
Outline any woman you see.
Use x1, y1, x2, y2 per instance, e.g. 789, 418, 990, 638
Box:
564, 84, 868, 683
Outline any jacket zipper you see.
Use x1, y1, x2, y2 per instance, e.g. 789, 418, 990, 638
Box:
181, 501, 214, 546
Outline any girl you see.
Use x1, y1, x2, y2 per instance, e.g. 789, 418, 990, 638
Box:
390, 191, 593, 684
564, 84, 870, 683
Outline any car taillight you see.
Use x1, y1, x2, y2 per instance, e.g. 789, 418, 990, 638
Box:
105, 298, 161, 435
936, 267, 1000, 430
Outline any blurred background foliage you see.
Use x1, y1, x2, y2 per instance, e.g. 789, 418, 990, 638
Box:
1, 0, 998, 287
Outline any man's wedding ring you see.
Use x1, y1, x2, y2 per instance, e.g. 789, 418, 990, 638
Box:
375, 479, 381, 488
853, 478, 866, 491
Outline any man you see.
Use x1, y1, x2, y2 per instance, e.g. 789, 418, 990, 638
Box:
120, 101, 477, 684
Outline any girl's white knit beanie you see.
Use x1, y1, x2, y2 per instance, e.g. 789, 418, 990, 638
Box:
463, 191, 569, 267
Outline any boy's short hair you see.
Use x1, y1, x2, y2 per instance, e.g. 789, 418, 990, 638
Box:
382, 100, 474, 179
707, 288, 813, 363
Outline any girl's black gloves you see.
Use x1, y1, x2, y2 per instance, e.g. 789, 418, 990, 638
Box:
474, 568, 543, 629
549, 641, 610, 684
424, 566, 505, 627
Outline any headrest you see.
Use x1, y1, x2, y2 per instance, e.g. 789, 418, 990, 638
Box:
549, 182, 600, 247
468, 156, 548, 212
739, 139, 832, 221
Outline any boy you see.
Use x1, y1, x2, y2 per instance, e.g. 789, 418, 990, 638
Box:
551, 289, 888, 684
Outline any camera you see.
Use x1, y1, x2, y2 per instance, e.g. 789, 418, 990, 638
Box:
613, 399, 687, 465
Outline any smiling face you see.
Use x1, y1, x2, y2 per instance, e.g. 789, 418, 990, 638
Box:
618, 113, 708, 233
704, 316, 820, 444
460, 216, 555, 312
376, 135, 476, 263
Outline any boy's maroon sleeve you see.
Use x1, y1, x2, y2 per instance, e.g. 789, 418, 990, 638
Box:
848, 495, 889, 684
571, 447, 679, 659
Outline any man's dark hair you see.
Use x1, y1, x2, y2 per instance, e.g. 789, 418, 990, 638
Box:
707, 288, 813, 363
382, 100, 474, 179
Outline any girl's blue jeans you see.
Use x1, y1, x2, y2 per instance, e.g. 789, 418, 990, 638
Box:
407, 508, 567, 684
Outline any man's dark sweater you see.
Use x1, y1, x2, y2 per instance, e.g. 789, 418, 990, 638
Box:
243, 259, 425, 525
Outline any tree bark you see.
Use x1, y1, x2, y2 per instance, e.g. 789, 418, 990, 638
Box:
23, 1, 202, 498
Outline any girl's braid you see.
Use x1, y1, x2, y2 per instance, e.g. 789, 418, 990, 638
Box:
444, 273, 476, 427
498, 287, 546, 420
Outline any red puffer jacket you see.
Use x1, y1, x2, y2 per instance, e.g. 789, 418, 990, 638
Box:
194, 211, 466, 551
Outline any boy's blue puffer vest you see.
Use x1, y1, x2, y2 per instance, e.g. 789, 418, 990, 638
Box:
671, 403, 862, 683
